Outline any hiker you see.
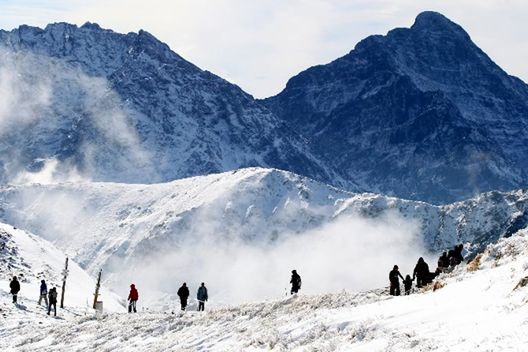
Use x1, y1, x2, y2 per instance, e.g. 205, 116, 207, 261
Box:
447, 248, 457, 267
48, 287, 58, 316
452, 244, 464, 266
389, 265, 404, 296
403, 275, 414, 295
413, 257, 431, 288
290, 270, 302, 295
9, 276, 20, 304
128, 284, 139, 313
38, 280, 49, 308
177, 283, 190, 311
437, 251, 449, 272
197, 283, 208, 311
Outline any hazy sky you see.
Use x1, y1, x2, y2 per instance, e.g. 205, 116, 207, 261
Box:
0, 0, 526, 98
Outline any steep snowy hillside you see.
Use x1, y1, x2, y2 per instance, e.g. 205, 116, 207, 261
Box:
264, 11, 528, 203
0, 222, 123, 311
2, 229, 528, 351
0, 23, 333, 185
0, 168, 527, 303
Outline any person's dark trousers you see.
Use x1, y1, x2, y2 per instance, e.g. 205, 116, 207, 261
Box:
416, 276, 424, 288
12, 294, 17, 304
180, 299, 187, 311
48, 302, 56, 316
291, 287, 299, 295
390, 283, 400, 296
198, 301, 205, 311
128, 300, 137, 313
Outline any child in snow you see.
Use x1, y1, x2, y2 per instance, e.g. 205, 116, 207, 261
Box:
403, 275, 414, 295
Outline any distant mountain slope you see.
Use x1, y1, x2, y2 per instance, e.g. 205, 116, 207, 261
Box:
0, 23, 334, 185
0, 168, 526, 293
264, 11, 528, 203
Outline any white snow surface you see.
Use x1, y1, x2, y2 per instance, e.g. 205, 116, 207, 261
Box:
0, 222, 124, 312
2, 230, 528, 351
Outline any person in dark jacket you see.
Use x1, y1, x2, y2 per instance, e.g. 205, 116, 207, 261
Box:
389, 265, 404, 296
437, 252, 449, 273
197, 282, 208, 311
177, 283, 190, 311
38, 279, 49, 308
128, 284, 139, 313
403, 275, 414, 295
452, 244, 464, 266
48, 287, 58, 316
9, 276, 20, 304
290, 270, 302, 295
413, 257, 431, 288
447, 248, 457, 267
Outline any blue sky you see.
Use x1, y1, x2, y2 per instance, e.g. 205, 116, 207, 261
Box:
1, 0, 526, 98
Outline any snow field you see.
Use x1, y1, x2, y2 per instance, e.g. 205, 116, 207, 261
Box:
2, 231, 528, 351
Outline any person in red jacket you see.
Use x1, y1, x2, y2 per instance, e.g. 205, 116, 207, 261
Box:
128, 284, 139, 313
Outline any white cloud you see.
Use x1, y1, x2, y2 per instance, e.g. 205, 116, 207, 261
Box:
0, 1, 526, 98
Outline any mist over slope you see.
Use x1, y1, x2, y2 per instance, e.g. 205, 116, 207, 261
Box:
0, 23, 333, 186
1, 168, 527, 303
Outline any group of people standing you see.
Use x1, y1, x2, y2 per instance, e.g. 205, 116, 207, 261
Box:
127, 282, 209, 313
389, 244, 465, 296
8, 277, 58, 316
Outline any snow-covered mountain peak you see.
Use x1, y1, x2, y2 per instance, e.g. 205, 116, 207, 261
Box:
0, 22, 334, 185
264, 12, 528, 203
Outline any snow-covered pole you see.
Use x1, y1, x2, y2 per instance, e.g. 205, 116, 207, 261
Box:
60, 257, 69, 309
93, 270, 102, 309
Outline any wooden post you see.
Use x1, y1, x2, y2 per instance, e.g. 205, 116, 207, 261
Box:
60, 257, 69, 308
93, 270, 102, 309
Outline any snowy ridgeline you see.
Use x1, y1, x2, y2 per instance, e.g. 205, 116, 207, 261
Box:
2, 229, 528, 351
0, 223, 123, 312
0, 167, 527, 304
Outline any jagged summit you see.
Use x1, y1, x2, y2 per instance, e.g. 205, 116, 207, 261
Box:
411, 11, 468, 35
264, 12, 528, 203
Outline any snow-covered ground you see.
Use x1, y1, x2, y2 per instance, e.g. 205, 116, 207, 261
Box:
2, 230, 528, 351
0, 223, 124, 313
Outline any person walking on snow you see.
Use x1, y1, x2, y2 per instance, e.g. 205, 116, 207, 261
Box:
128, 284, 139, 313
403, 274, 414, 295
290, 270, 302, 295
38, 279, 49, 308
389, 265, 404, 296
197, 282, 208, 311
177, 282, 190, 311
413, 257, 431, 288
48, 287, 58, 316
9, 276, 20, 304
437, 251, 449, 273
